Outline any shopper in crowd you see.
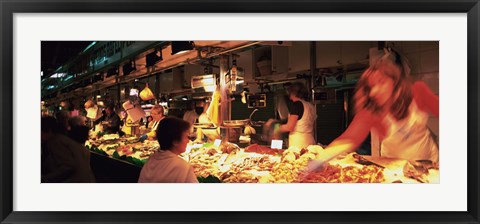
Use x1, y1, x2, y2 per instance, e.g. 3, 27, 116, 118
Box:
138, 117, 198, 183
68, 116, 90, 144
183, 101, 198, 133
96, 105, 122, 134
41, 116, 95, 183
269, 82, 317, 149
145, 116, 153, 129
55, 110, 71, 134
139, 105, 165, 142
309, 50, 439, 170
68, 115, 87, 127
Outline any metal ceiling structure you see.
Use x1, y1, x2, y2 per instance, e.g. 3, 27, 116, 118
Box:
41, 41, 260, 103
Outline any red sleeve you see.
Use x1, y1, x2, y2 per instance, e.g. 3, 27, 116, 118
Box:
412, 81, 439, 117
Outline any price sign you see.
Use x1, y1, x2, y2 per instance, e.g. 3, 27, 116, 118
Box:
271, 140, 283, 149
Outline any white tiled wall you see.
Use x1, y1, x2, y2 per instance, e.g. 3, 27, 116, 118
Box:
420, 49, 440, 74
404, 51, 422, 75
421, 72, 439, 95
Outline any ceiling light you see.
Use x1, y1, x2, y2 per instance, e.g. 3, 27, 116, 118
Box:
171, 41, 195, 55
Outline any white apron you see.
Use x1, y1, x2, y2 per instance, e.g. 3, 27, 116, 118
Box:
378, 102, 439, 163
151, 120, 160, 132
146, 117, 164, 138
289, 99, 317, 149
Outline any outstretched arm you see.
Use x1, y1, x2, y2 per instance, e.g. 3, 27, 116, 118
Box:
309, 110, 375, 169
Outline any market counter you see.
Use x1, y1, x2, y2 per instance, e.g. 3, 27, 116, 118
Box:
90, 151, 141, 183
85, 134, 439, 183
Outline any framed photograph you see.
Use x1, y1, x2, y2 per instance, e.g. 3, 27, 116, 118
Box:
1, 0, 479, 223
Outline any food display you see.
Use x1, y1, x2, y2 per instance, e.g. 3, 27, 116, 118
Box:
180, 142, 439, 183
85, 133, 159, 166
296, 164, 385, 183
85, 132, 439, 183
268, 145, 326, 183
244, 144, 282, 155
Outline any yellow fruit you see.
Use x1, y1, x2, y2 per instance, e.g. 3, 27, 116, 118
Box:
282, 153, 296, 163
301, 152, 316, 160
307, 145, 324, 154
244, 125, 256, 135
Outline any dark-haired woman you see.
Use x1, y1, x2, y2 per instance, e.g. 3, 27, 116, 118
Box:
272, 82, 317, 149
138, 117, 198, 183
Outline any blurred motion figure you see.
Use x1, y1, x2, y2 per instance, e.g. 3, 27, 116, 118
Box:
313, 49, 439, 167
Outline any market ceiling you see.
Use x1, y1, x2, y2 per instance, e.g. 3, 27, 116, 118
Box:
41, 41, 92, 79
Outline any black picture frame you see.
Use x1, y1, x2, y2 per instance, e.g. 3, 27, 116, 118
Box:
1, 1, 479, 223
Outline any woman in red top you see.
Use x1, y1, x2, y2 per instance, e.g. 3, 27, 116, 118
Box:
314, 51, 439, 166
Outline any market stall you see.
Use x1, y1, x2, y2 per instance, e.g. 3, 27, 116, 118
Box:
41, 41, 440, 184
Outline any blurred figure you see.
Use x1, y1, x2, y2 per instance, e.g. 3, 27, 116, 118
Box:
41, 116, 95, 183
139, 105, 165, 142
138, 117, 198, 183
68, 125, 90, 145
270, 82, 317, 149
183, 101, 198, 133
311, 50, 439, 168
55, 110, 71, 134
68, 115, 87, 127
68, 116, 89, 144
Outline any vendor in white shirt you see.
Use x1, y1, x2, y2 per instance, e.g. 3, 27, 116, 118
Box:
272, 82, 317, 149
183, 101, 198, 133
139, 105, 165, 142
138, 117, 198, 183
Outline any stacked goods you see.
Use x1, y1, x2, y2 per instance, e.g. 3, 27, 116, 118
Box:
269, 145, 326, 183
187, 147, 224, 178
182, 143, 281, 183
295, 164, 385, 183
85, 135, 159, 166
219, 154, 279, 183
244, 144, 282, 155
